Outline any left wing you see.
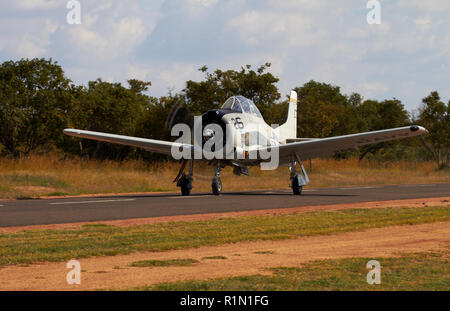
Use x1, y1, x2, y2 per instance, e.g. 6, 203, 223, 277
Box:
268, 125, 428, 165
63, 129, 192, 156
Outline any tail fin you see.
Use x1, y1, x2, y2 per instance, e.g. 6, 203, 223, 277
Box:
277, 91, 297, 143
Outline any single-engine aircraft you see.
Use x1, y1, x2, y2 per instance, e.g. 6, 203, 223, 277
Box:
64, 91, 428, 196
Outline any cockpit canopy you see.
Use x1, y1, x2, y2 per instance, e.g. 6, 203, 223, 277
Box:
221, 96, 263, 118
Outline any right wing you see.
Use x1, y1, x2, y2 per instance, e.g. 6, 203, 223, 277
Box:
63, 129, 192, 156
272, 125, 428, 165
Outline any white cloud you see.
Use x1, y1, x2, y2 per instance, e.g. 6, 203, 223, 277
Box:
227, 10, 322, 48
14, 0, 60, 10
62, 1, 157, 62
1, 0, 448, 111
159, 63, 203, 93
126, 64, 150, 81
188, 0, 218, 7
265, 0, 326, 10
398, 0, 450, 12
65, 16, 148, 60
359, 82, 389, 97
0, 18, 58, 58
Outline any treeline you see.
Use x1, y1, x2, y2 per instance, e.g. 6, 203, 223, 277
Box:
0, 58, 448, 168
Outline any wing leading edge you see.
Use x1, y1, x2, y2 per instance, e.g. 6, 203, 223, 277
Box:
272, 125, 428, 165
64, 125, 428, 165
63, 129, 192, 155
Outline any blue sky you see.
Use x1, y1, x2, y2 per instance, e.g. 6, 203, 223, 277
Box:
0, 0, 449, 112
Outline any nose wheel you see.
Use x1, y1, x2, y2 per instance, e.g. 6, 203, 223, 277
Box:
212, 177, 222, 195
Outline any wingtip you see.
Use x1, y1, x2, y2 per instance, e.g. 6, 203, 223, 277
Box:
63, 128, 82, 136
410, 125, 428, 134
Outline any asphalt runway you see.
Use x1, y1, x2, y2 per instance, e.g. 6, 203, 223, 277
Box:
0, 183, 448, 227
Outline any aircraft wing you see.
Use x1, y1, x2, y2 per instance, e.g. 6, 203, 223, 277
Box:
63, 129, 192, 156
273, 126, 428, 165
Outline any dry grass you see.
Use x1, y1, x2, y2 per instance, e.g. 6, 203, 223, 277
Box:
0, 154, 448, 199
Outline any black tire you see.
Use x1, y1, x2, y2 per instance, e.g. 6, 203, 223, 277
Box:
179, 175, 192, 196
291, 175, 303, 195
212, 177, 222, 196
181, 184, 191, 196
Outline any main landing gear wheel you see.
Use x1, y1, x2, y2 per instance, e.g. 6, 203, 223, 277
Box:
178, 173, 192, 196
211, 161, 223, 196
212, 177, 222, 196
290, 158, 308, 195
291, 174, 303, 195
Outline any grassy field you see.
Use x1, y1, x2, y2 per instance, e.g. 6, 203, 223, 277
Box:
134, 250, 449, 291
0, 205, 448, 266
0, 154, 448, 199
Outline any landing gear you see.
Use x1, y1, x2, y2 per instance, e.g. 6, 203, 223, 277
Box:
291, 175, 303, 195
289, 157, 309, 195
178, 173, 192, 196
211, 162, 222, 195
174, 159, 193, 196
212, 177, 222, 195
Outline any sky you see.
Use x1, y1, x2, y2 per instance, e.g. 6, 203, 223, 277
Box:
0, 0, 449, 112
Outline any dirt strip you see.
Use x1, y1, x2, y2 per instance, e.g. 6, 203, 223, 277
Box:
1, 196, 449, 233
0, 221, 448, 291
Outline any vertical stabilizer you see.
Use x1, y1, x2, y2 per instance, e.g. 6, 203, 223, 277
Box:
277, 91, 297, 143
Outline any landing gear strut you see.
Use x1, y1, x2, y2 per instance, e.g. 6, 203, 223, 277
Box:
211, 161, 222, 195
289, 157, 309, 195
174, 159, 193, 196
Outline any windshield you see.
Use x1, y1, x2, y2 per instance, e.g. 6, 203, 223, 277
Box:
221, 97, 242, 113
221, 96, 262, 118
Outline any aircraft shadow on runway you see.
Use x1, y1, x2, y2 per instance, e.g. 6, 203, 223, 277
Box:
63, 191, 357, 199
222, 192, 356, 197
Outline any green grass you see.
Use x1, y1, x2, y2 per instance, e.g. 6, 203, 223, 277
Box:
133, 250, 450, 291
129, 259, 199, 267
0, 206, 448, 267
202, 256, 227, 260
254, 251, 275, 254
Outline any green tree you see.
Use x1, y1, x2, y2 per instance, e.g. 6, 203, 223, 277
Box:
184, 63, 280, 120
66, 79, 152, 159
0, 58, 72, 157
293, 80, 359, 138
357, 98, 410, 160
415, 91, 449, 169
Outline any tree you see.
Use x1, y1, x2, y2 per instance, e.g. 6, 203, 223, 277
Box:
357, 98, 409, 160
0, 58, 72, 157
184, 63, 280, 121
65, 79, 152, 159
415, 91, 449, 169
293, 80, 359, 138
